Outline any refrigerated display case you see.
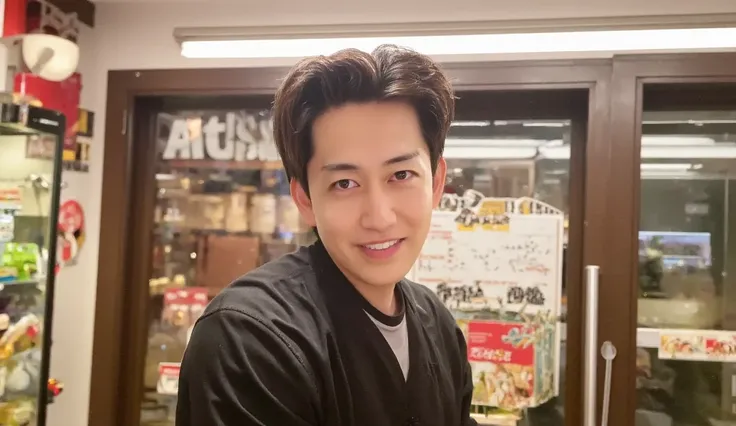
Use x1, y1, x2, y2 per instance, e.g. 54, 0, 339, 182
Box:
0, 100, 65, 426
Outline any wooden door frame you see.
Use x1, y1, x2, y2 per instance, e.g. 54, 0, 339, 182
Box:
89, 59, 613, 426
607, 52, 736, 426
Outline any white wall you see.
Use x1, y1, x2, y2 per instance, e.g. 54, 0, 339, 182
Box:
54, 1, 736, 426
45, 23, 101, 426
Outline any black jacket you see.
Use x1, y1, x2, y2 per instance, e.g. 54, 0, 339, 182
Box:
176, 241, 478, 426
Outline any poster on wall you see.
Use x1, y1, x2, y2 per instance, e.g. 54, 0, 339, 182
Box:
410, 191, 564, 409
157, 110, 280, 167
14, 72, 81, 155
55, 200, 85, 271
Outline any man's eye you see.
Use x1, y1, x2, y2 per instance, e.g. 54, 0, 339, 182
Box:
392, 170, 413, 181
334, 179, 357, 190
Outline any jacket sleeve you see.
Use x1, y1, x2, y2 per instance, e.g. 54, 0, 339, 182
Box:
175, 309, 319, 426
457, 326, 479, 426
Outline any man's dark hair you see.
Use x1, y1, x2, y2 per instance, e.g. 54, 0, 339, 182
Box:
272, 44, 455, 194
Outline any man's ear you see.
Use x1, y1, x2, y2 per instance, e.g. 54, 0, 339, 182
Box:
431, 157, 447, 208
290, 178, 317, 226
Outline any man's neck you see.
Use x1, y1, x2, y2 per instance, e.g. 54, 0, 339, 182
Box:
316, 242, 401, 317
350, 279, 399, 317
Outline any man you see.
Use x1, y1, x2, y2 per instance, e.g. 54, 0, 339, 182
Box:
176, 44, 478, 426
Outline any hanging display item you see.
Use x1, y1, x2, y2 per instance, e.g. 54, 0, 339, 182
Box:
410, 190, 564, 411
659, 329, 736, 362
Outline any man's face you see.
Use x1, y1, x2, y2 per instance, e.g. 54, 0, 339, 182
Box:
291, 101, 446, 291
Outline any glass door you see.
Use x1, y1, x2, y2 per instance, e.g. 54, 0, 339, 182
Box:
438, 88, 605, 426
130, 85, 612, 426
609, 54, 736, 426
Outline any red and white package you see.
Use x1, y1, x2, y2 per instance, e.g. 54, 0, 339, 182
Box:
162, 287, 208, 330
157, 362, 181, 395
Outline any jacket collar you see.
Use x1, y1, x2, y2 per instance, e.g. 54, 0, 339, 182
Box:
308, 240, 407, 325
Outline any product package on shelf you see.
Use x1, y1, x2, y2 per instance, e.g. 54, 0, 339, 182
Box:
277, 195, 303, 235
250, 193, 277, 234
0, 191, 20, 282
0, 314, 43, 424
195, 235, 260, 294
410, 191, 565, 413
161, 287, 208, 344
224, 192, 249, 233
156, 362, 180, 396
186, 194, 227, 230
459, 318, 556, 409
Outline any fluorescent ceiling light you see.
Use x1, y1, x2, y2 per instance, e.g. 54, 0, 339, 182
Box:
444, 146, 537, 159
180, 27, 736, 59
450, 121, 491, 127
644, 119, 736, 125
522, 122, 567, 128
541, 144, 736, 160
445, 138, 546, 147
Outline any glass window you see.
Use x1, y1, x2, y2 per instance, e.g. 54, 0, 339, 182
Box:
637, 108, 736, 426
141, 109, 313, 425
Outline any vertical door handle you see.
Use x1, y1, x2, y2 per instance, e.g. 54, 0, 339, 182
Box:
583, 265, 600, 426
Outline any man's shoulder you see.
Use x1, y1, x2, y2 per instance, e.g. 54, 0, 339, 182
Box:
203, 245, 320, 327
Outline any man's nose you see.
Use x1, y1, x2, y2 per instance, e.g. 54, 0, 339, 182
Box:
360, 187, 397, 231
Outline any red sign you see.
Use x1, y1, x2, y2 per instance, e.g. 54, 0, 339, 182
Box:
466, 320, 536, 365
14, 72, 81, 151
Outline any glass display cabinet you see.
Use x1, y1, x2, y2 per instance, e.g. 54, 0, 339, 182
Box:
0, 100, 65, 426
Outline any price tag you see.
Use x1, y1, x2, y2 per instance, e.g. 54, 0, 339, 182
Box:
0, 214, 14, 243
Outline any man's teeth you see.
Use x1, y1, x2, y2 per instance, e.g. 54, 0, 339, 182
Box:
364, 240, 400, 250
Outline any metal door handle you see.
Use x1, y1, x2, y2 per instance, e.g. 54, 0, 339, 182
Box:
583, 265, 600, 426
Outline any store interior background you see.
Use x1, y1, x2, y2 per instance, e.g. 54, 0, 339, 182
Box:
38, 0, 736, 425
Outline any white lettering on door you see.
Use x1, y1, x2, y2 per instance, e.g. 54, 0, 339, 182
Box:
162, 112, 280, 162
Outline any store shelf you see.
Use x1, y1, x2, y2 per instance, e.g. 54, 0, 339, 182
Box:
558, 326, 662, 349
471, 413, 518, 425
0, 202, 22, 210
0, 279, 40, 287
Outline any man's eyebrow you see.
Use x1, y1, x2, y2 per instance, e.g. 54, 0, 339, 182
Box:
321, 150, 420, 172
384, 150, 420, 166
